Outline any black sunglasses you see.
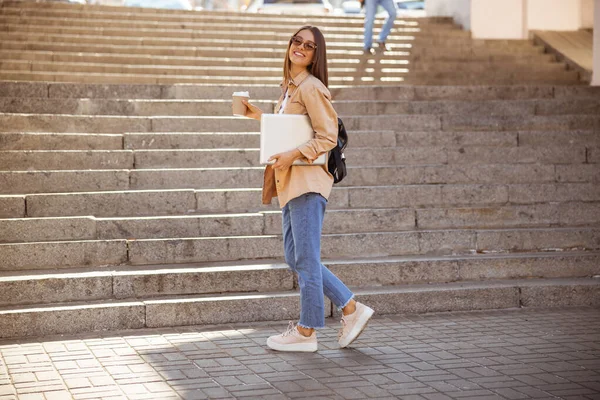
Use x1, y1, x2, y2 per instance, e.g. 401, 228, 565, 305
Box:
290, 36, 317, 51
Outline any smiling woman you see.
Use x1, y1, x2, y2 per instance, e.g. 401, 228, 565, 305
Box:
240, 26, 375, 353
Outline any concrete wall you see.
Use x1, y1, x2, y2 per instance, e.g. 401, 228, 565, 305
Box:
582, 0, 595, 28
527, 0, 583, 31
471, 0, 527, 39
469, 0, 594, 38
425, 0, 471, 30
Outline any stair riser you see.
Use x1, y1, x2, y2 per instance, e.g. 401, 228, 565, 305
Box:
0, 23, 471, 39
0, 217, 97, 243
25, 190, 197, 218
5, 82, 596, 101
5, 164, 599, 195
3, 203, 600, 243
0, 40, 547, 59
2, 145, 589, 171
128, 229, 600, 265
0, 132, 124, 150
3, 99, 598, 117
0, 49, 557, 66
0, 240, 128, 271
120, 131, 600, 150
7, 131, 565, 151
2, 32, 535, 50
0, 8, 440, 25
2, 183, 595, 218
0, 20, 466, 35
0, 58, 567, 76
145, 295, 313, 329
3, 254, 599, 307
0, 303, 146, 339
0, 275, 114, 306
415, 203, 600, 229
353, 284, 600, 316
0, 210, 415, 242
0, 196, 24, 218
1, 114, 596, 134
2, 283, 597, 338
2, 229, 599, 271
0, 151, 134, 171
0, 71, 578, 86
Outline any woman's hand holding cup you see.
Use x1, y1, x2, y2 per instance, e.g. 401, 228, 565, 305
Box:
232, 91, 263, 120
241, 99, 263, 121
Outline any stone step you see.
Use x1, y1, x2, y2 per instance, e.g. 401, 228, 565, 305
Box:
1, 145, 588, 171
0, 252, 597, 307
1, 113, 596, 134
0, 196, 24, 218
3, 201, 600, 243
5, 81, 595, 101
0, 277, 597, 338
5, 182, 597, 218
0, 30, 542, 52
0, 132, 124, 150
0, 1, 452, 25
0, 130, 399, 151
0, 21, 473, 40
0, 0, 447, 21
0, 20, 478, 40
0, 208, 413, 242
0, 6, 455, 26
0, 150, 135, 171
0, 49, 558, 67
0, 39, 548, 59
1, 59, 570, 79
0, 69, 579, 86
2, 98, 599, 117
2, 163, 598, 195
3, 227, 599, 271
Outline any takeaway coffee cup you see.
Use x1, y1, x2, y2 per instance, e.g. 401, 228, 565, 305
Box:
232, 91, 250, 116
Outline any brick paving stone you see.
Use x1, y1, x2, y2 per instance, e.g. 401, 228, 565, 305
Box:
0, 307, 599, 399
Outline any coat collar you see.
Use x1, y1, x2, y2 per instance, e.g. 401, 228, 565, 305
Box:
280, 69, 311, 92
289, 69, 310, 87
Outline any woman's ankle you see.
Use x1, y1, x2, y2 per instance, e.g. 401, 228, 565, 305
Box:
297, 325, 314, 337
342, 299, 357, 316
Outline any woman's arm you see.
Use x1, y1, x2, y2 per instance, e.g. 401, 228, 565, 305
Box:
268, 149, 303, 171
296, 85, 338, 163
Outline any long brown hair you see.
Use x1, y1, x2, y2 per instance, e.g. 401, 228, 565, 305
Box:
283, 25, 328, 88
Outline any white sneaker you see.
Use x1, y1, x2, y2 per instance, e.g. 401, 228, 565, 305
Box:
338, 302, 374, 348
266, 321, 318, 352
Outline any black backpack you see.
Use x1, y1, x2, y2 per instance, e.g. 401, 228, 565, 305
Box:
328, 118, 348, 184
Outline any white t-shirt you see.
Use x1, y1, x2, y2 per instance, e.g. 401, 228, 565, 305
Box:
279, 90, 289, 114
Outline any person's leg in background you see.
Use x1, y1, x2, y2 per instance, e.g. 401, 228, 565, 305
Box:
363, 0, 379, 53
377, 0, 397, 51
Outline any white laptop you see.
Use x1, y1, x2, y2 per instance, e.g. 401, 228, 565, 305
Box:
260, 114, 326, 166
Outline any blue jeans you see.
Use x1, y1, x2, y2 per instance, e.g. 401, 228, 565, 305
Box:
363, 0, 397, 50
282, 193, 354, 329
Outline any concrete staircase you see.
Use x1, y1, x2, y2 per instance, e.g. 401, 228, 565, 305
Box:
0, 0, 584, 85
1, 81, 599, 338
0, 2, 599, 339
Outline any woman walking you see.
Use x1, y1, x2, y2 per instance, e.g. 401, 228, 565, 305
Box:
241, 26, 374, 352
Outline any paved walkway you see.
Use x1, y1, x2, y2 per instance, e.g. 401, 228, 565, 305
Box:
0, 307, 599, 400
